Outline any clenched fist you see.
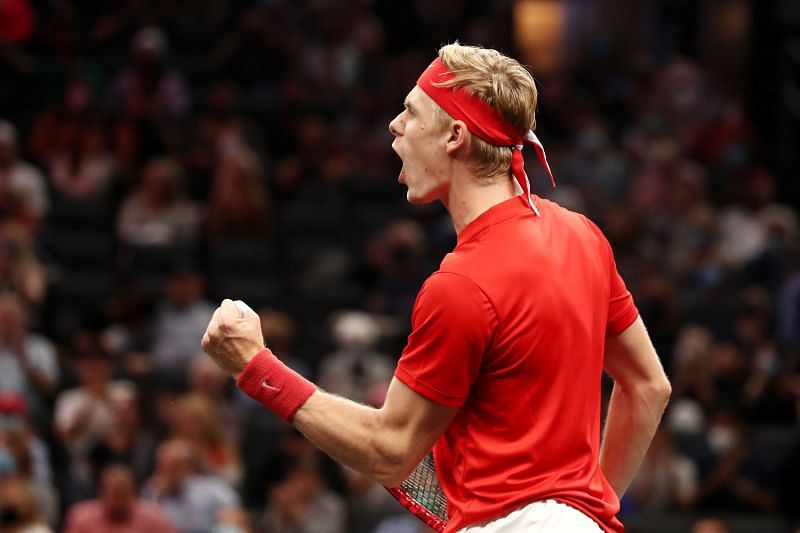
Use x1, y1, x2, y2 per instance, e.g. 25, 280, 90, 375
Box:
201, 299, 264, 378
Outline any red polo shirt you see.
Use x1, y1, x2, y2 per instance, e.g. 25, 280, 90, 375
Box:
395, 195, 638, 532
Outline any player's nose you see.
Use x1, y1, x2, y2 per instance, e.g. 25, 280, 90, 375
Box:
389, 113, 403, 137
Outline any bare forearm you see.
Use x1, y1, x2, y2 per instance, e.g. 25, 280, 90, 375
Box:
292, 390, 409, 486
600, 382, 669, 496
202, 311, 453, 489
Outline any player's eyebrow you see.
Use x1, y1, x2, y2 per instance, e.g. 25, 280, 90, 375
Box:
404, 99, 415, 113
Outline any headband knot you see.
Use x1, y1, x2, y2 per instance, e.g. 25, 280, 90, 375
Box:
417, 58, 555, 217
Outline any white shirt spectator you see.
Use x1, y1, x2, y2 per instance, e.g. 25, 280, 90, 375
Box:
54, 381, 136, 491
0, 335, 57, 406
54, 381, 136, 455
144, 474, 238, 533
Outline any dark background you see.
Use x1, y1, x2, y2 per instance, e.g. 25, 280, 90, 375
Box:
0, 1, 798, 532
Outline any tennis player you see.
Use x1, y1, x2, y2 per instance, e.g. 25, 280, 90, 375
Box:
202, 43, 671, 532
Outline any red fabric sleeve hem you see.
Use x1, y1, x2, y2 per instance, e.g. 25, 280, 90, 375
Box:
394, 365, 465, 407
607, 305, 639, 336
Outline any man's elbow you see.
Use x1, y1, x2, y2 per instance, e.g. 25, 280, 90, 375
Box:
618, 375, 671, 409
370, 439, 415, 487
373, 460, 414, 488
374, 440, 430, 488
379, 469, 409, 489
658, 375, 672, 400
646, 375, 672, 409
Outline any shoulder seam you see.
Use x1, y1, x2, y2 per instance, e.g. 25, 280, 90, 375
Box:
428, 271, 499, 348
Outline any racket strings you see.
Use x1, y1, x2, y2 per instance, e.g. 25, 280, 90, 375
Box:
399, 454, 448, 522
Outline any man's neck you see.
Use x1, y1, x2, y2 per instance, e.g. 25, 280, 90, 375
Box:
443, 168, 517, 234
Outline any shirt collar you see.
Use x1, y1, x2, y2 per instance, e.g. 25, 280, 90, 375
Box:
456, 195, 537, 247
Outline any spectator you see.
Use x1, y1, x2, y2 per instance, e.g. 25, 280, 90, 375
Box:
149, 260, 214, 375
0, 421, 57, 528
560, 117, 630, 208
694, 411, 778, 512
0, 295, 57, 428
261, 463, 347, 533
742, 341, 795, 424
106, 26, 190, 121
0, 476, 52, 533
671, 325, 716, 408
341, 466, 404, 533
143, 439, 239, 533
64, 464, 175, 533
100, 281, 154, 365
116, 157, 200, 248
187, 356, 242, 445
363, 219, 432, 318
108, 119, 142, 191
0, 394, 54, 512
87, 391, 157, 486
213, 505, 254, 533
206, 143, 271, 241
28, 78, 97, 167
48, 121, 116, 201
317, 311, 393, 406
0, 221, 46, 306
171, 394, 241, 486
0, 121, 48, 230
54, 334, 135, 500
628, 428, 699, 512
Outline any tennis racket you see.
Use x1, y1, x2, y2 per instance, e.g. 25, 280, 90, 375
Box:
385, 453, 448, 532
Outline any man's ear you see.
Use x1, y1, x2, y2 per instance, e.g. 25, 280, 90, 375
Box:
445, 120, 470, 157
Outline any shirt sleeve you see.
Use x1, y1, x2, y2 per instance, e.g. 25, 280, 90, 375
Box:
582, 216, 639, 336
607, 255, 639, 335
395, 272, 496, 407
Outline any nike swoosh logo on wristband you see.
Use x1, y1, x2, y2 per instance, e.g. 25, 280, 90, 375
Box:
262, 380, 282, 393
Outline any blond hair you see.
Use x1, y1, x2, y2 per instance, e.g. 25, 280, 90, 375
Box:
432, 43, 538, 179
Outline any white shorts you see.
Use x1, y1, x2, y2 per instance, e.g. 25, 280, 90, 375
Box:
459, 499, 604, 532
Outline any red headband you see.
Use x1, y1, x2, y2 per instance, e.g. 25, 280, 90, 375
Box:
416, 58, 555, 216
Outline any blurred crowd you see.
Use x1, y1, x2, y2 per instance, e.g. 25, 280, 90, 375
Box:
0, 1, 797, 532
